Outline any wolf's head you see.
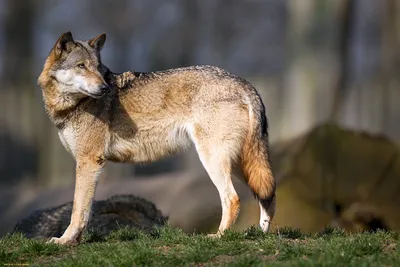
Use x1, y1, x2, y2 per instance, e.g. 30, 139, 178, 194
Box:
38, 32, 109, 99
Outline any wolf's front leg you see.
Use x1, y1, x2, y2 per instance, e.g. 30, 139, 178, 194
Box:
48, 160, 103, 245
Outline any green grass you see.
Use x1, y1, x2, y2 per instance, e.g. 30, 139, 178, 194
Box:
1, 226, 399, 266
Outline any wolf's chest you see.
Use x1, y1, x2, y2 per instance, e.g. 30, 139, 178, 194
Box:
58, 125, 76, 156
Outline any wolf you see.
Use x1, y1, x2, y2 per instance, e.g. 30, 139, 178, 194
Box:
37, 32, 276, 245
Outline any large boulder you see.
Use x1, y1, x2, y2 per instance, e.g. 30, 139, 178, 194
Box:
240, 123, 400, 233
13, 194, 167, 238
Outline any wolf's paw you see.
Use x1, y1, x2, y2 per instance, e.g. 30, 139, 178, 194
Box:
47, 236, 78, 245
207, 233, 222, 238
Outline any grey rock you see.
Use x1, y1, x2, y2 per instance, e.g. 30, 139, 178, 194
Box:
12, 194, 167, 239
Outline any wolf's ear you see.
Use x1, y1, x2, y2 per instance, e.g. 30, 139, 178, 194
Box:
54, 32, 75, 57
89, 33, 106, 51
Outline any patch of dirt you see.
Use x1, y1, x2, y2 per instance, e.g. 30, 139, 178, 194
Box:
382, 242, 397, 253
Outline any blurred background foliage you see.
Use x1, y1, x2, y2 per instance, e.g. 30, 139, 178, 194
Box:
0, 0, 399, 235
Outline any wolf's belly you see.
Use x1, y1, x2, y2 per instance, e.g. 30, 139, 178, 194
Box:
105, 124, 192, 163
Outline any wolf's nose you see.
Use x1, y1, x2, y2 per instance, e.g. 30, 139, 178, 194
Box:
100, 84, 109, 94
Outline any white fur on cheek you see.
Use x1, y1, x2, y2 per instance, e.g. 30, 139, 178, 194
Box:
55, 69, 73, 84
72, 75, 89, 91
55, 69, 90, 94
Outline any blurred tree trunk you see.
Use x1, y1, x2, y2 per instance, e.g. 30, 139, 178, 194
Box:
379, 0, 400, 132
2, 0, 35, 88
1, 0, 39, 184
329, 0, 354, 121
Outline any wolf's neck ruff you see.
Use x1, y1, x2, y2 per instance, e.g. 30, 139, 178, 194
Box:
38, 58, 89, 128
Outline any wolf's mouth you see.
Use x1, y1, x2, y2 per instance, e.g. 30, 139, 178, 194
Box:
77, 87, 105, 98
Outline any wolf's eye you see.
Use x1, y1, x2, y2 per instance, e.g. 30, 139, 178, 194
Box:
77, 63, 85, 69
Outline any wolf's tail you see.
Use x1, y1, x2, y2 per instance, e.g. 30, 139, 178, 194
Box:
241, 88, 276, 207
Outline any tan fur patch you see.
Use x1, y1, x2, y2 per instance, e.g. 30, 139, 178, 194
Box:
227, 195, 240, 228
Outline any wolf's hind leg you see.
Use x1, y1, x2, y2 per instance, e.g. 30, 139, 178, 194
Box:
192, 141, 240, 236
259, 194, 276, 232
